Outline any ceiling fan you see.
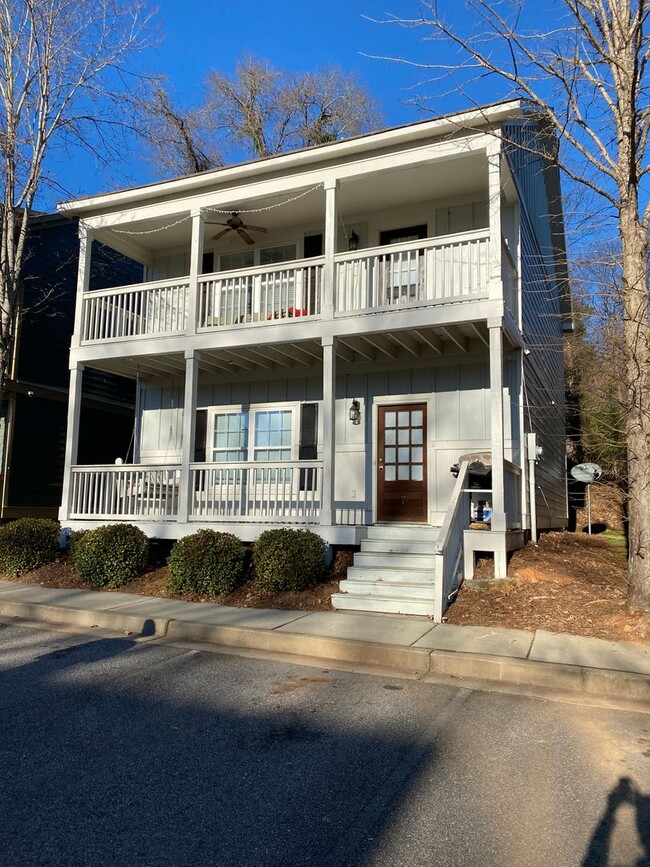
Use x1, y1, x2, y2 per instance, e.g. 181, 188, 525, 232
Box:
207, 212, 268, 246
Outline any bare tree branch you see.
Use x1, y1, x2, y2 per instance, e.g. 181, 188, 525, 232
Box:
374, 0, 650, 610
141, 55, 382, 174
0, 0, 155, 413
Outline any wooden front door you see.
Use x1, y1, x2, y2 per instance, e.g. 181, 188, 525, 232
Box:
377, 403, 427, 522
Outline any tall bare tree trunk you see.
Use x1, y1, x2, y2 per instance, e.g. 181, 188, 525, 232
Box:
621, 210, 650, 610
377, 0, 650, 612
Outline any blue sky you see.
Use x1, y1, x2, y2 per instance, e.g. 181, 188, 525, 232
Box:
47, 1, 567, 208
45, 1, 507, 207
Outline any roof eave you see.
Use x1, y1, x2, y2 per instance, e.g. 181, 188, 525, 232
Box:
58, 99, 522, 216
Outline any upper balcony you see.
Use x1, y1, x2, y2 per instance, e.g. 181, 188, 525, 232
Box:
64, 113, 523, 360
78, 228, 519, 347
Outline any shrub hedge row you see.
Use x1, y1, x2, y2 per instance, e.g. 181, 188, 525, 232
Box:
166, 527, 326, 596
0, 518, 60, 576
0, 517, 328, 597
70, 524, 149, 588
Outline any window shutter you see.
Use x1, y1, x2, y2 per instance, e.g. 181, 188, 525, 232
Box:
299, 403, 318, 492
299, 403, 318, 459
194, 410, 207, 462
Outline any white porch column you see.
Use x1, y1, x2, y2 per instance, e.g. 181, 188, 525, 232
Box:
71, 223, 93, 348
320, 335, 337, 526
187, 209, 205, 336
177, 349, 200, 523
489, 320, 506, 536
322, 180, 338, 320
487, 140, 503, 301
59, 362, 84, 522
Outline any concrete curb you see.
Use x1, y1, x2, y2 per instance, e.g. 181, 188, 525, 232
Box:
165, 618, 432, 673
0, 599, 170, 639
428, 650, 650, 702
1, 595, 648, 704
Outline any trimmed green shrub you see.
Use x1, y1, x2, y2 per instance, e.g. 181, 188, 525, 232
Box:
167, 530, 246, 596
71, 523, 149, 588
252, 528, 326, 592
0, 518, 60, 576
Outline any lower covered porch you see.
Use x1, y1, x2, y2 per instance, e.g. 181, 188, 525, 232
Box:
60, 324, 527, 617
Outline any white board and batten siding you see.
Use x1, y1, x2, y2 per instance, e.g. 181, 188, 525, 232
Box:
136, 354, 520, 527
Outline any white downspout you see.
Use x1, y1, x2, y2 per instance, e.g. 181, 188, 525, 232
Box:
527, 432, 538, 542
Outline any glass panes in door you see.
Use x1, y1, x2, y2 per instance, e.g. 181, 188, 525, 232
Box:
382, 409, 425, 482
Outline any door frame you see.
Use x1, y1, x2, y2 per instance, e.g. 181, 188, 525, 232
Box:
372, 393, 434, 525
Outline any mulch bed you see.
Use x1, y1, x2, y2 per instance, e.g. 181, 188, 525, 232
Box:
3, 522, 648, 645
445, 531, 649, 645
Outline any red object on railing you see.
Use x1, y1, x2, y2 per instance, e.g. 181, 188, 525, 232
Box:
267, 307, 309, 320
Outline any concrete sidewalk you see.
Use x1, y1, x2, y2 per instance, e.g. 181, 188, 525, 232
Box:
0, 579, 648, 703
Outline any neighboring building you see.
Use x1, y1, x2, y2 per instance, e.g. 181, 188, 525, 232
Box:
0, 214, 138, 520
56, 101, 571, 619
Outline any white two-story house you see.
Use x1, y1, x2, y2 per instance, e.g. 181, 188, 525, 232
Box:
57, 100, 571, 620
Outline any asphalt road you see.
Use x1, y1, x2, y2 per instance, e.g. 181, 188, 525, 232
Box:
1, 620, 648, 867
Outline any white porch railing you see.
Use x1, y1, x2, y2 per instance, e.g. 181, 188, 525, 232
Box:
80, 280, 188, 342
75, 230, 513, 344
434, 458, 471, 621
335, 230, 490, 314
68, 462, 322, 522
69, 465, 181, 519
197, 260, 323, 329
190, 462, 322, 521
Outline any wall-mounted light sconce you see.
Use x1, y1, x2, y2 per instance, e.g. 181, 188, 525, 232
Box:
348, 230, 359, 251
348, 398, 361, 425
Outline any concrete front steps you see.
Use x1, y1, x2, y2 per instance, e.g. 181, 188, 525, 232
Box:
331, 524, 441, 616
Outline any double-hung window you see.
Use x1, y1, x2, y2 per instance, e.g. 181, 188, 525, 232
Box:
208, 404, 317, 484
212, 411, 249, 462
211, 408, 294, 463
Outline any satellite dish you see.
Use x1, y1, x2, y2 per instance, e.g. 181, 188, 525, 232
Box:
570, 463, 603, 483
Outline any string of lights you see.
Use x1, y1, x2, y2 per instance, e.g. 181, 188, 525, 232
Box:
82, 184, 324, 237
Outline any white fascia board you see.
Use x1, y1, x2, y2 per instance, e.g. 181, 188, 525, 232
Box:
60, 101, 521, 217
70, 300, 504, 367
81, 131, 498, 232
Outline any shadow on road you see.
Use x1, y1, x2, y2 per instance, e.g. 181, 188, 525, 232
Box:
0, 628, 437, 867
582, 777, 650, 867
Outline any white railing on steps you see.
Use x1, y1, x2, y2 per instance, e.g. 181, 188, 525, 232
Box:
434, 458, 471, 621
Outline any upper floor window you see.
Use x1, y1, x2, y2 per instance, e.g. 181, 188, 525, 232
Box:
220, 250, 255, 272
435, 202, 488, 236
260, 244, 296, 265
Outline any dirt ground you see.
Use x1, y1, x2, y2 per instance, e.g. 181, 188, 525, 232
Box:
4, 485, 649, 645
446, 483, 648, 645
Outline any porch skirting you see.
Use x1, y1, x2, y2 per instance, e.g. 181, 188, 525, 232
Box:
60, 517, 368, 546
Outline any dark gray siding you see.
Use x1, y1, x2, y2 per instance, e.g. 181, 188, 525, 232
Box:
7, 393, 67, 513
2, 215, 139, 519
18, 216, 139, 399
504, 123, 568, 528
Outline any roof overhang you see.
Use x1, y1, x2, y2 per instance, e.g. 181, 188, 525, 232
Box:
58, 100, 522, 217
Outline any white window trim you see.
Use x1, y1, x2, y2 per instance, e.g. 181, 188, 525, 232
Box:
208, 402, 304, 463
216, 240, 300, 273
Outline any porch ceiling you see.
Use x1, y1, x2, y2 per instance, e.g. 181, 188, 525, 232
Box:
94, 152, 489, 257
83, 322, 494, 382
338, 151, 488, 218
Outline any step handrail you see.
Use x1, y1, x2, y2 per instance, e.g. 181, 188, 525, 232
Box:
434, 457, 471, 620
